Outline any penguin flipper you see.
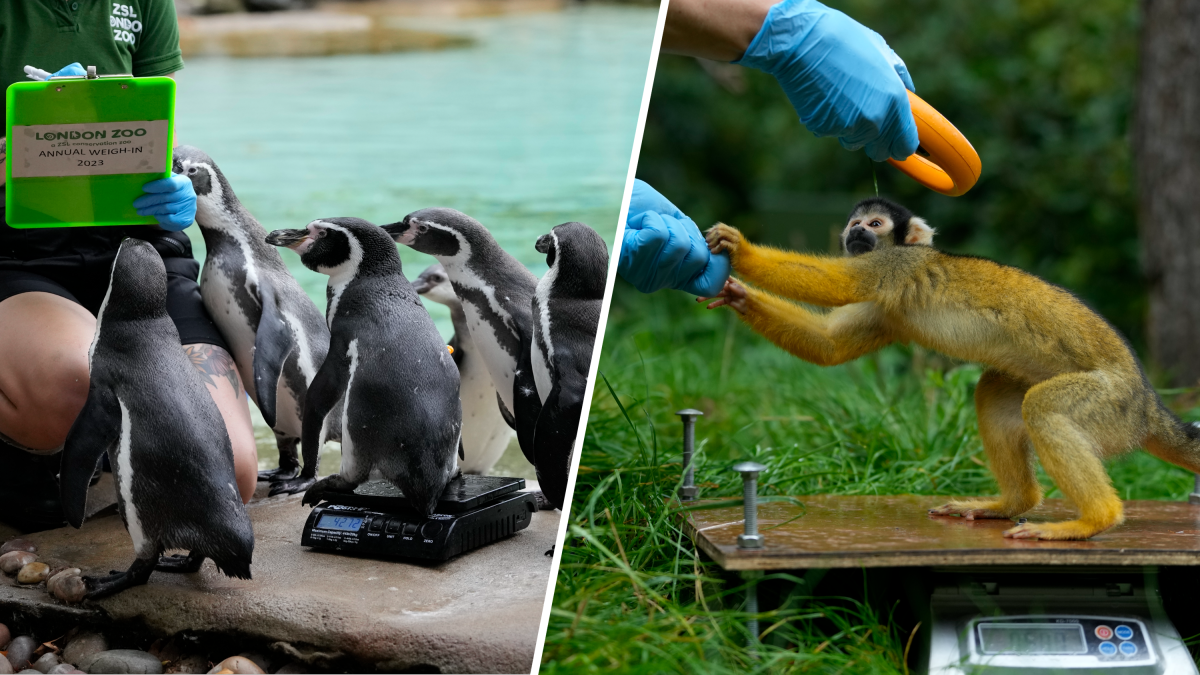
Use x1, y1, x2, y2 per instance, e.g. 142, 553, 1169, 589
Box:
497, 392, 516, 430
513, 332, 541, 466
271, 336, 351, 496
60, 384, 120, 529
531, 383, 581, 511
253, 286, 293, 430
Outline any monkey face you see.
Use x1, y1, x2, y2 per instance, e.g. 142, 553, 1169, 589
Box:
841, 198, 935, 256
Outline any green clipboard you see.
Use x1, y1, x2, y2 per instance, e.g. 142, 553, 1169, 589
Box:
5, 74, 175, 228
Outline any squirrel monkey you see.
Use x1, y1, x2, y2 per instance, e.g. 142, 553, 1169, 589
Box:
702, 197, 1200, 541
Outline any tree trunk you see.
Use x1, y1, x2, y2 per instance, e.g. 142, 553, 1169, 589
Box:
1137, 0, 1200, 386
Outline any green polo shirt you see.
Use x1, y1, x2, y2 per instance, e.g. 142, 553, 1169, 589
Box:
0, 0, 184, 133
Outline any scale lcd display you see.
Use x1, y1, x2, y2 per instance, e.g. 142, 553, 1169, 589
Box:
317, 514, 363, 532
978, 623, 1087, 655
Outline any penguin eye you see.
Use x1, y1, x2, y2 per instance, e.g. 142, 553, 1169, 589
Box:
315, 229, 327, 239
417, 224, 429, 235
187, 167, 198, 175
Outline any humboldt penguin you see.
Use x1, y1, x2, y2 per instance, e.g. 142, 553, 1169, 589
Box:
60, 239, 254, 599
412, 263, 515, 475
530, 222, 608, 509
173, 145, 331, 487
381, 210, 542, 469
266, 219, 461, 513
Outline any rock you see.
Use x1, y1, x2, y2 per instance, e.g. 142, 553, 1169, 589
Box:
7, 635, 37, 670
16, 562, 49, 584
0, 552, 37, 575
18, 670, 39, 674
235, 654, 267, 672
46, 667, 77, 675
47, 570, 87, 604
0, 539, 36, 555
272, 664, 306, 674
205, 657, 262, 674
0, 654, 13, 674
32, 654, 59, 674
0, 622, 11, 649
62, 633, 107, 667
164, 656, 207, 674
80, 650, 162, 674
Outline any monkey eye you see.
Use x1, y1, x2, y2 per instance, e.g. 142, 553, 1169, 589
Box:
870, 220, 882, 228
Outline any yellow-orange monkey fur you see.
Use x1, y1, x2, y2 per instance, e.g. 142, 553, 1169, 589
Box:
703, 197, 1200, 541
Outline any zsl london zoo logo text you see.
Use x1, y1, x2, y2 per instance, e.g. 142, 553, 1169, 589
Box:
110, 3, 142, 46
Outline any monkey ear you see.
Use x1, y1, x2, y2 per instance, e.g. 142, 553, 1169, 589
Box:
904, 217, 935, 246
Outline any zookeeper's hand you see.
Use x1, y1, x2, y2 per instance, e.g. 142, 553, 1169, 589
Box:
619, 180, 730, 297
134, 175, 197, 232
735, 0, 919, 162
25, 63, 88, 80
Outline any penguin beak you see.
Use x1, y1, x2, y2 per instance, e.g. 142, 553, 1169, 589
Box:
382, 218, 418, 246
266, 228, 313, 252
410, 277, 435, 295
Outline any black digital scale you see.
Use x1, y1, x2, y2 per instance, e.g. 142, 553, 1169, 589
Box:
301, 475, 538, 561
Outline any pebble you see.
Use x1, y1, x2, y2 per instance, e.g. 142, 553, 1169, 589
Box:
0, 655, 13, 674
164, 656, 207, 674
46, 666, 82, 675
32, 654, 59, 674
0, 539, 36, 555
80, 650, 162, 674
273, 664, 306, 674
18, 669, 39, 674
235, 654, 267, 672
16, 563, 49, 584
47, 570, 87, 604
0, 552, 37, 575
205, 657, 262, 675
62, 633, 107, 667
0, 621, 11, 649
7, 635, 37, 670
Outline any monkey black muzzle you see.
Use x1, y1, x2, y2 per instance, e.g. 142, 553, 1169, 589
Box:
844, 226, 876, 256
265, 228, 311, 250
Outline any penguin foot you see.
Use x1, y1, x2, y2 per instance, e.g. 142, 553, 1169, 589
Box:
301, 474, 358, 507
155, 551, 205, 574
84, 557, 155, 600
532, 490, 557, 512
268, 475, 317, 497
257, 465, 300, 482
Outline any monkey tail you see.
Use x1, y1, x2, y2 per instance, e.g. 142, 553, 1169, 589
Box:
1145, 402, 1200, 474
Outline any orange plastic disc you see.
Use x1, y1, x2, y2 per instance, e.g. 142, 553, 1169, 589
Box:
886, 90, 981, 197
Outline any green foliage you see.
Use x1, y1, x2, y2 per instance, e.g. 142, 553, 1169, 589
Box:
638, 0, 1144, 348
542, 285, 1196, 673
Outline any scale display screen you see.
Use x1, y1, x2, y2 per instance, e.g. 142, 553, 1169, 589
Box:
317, 514, 363, 532
978, 623, 1087, 655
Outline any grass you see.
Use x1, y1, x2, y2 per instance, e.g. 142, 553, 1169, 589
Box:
540, 281, 1199, 674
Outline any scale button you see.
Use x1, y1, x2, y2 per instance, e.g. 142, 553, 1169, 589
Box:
1098, 641, 1117, 656
421, 521, 444, 538
1095, 625, 1114, 640
368, 518, 384, 533
385, 519, 401, 534
1119, 641, 1138, 656
1114, 625, 1134, 640
403, 523, 419, 536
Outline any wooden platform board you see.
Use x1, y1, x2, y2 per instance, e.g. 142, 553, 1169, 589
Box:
678, 495, 1200, 571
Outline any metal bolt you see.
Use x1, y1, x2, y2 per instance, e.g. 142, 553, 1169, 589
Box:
1190, 473, 1200, 505
734, 461, 766, 549
676, 409, 703, 500
744, 570, 762, 646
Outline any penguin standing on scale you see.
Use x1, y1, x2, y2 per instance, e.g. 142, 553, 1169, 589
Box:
382, 210, 547, 502
266, 219, 462, 513
530, 222, 608, 509
173, 146, 332, 492
60, 239, 254, 599
412, 264, 515, 475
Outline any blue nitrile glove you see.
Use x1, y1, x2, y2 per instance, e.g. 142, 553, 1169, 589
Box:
48, 63, 86, 79
134, 174, 197, 232
619, 180, 730, 297
735, 0, 919, 162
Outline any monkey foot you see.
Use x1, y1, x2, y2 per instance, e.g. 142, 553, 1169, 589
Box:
257, 465, 300, 482
1004, 519, 1116, 541
268, 475, 317, 497
704, 223, 742, 255
928, 500, 1028, 520
155, 551, 205, 574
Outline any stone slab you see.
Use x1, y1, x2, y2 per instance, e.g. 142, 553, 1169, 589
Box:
0, 486, 557, 673
680, 495, 1200, 571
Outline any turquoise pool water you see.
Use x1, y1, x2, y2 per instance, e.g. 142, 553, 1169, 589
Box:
176, 4, 655, 338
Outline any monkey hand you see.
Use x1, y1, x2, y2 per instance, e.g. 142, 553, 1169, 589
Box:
697, 278, 748, 314
705, 223, 743, 258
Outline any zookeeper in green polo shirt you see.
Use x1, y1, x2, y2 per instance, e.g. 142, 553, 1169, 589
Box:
0, 0, 258, 533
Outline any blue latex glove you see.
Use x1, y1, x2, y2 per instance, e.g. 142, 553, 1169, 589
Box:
48, 63, 86, 79
619, 180, 730, 297
735, 0, 919, 162
134, 175, 197, 232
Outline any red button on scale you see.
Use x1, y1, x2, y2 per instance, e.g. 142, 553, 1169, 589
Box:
1095, 626, 1114, 640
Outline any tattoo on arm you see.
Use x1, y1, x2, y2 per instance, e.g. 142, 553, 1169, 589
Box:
184, 344, 242, 395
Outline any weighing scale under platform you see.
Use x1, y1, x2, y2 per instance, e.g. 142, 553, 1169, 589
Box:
302, 475, 538, 561
678, 493, 1200, 674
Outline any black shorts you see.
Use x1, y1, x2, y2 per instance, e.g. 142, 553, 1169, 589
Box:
0, 221, 228, 350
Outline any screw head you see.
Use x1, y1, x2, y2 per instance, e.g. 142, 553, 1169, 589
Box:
733, 461, 767, 475
737, 533, 764, 549
676, 409, 704, 418
678, 486, 698, 500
